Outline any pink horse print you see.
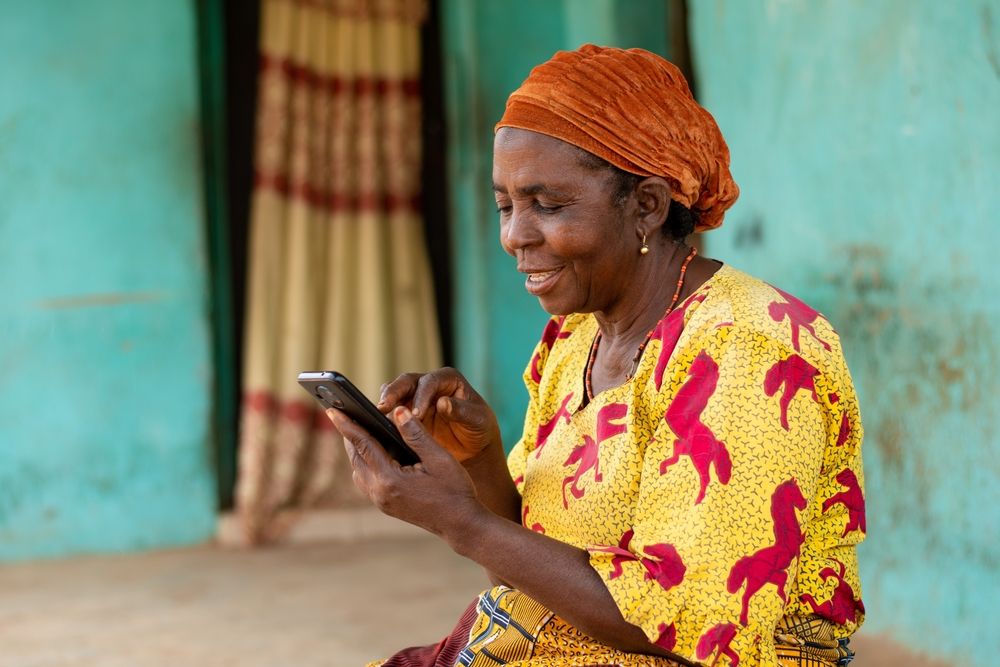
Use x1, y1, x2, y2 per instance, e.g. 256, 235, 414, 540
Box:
823, 468, 866, 536
763, 354, 820, 430
521, 505, 544, 534
639, 542, 687, 591
659, 350, 732, 504
727, 479, 808, 625
561, 402, 627, 507
836, 411, 851, 447
800, 558, 865, 624
529, 316, 570, 383
767, 286, 831, 353
696, 623, 740, 667
655, 622, 677, 650
650, 292, 708, 390
590, 529, 686, 592
592, 528, 635, 579
534, 392, 574, 459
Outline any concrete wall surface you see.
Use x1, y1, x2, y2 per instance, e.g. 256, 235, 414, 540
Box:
690, 1, 999, 664
0, 2, 217, 560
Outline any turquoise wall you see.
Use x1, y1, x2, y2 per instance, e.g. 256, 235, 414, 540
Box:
442, 0, 675, 449
0, 2, 217, 560
690, 2, 999, 663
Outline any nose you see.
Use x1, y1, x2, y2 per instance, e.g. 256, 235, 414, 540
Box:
500, 206, 543, 256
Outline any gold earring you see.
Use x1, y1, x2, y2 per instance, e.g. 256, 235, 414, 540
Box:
640, 234, 649, 255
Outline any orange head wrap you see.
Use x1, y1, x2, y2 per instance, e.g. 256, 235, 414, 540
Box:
495, 44, 738, 232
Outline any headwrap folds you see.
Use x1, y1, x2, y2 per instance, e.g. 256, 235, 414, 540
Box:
496, 44, 738, 232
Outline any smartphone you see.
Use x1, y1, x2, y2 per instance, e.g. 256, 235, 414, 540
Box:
297, 371, 420, 466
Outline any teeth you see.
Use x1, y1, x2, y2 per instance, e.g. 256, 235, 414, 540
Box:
528, 270, 557, 282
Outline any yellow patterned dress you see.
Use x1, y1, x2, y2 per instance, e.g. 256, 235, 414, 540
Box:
373, 265, 866, 667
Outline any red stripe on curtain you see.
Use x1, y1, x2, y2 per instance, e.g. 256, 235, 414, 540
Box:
244, 390, 336, 431
252, 171, 422, 213
259, 54, 422, 98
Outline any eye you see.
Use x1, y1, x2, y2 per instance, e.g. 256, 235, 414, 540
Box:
534, 201, 563, 214
495, 203, 512, 215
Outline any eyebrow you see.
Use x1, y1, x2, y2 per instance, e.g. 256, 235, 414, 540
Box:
491, 182, 573, 198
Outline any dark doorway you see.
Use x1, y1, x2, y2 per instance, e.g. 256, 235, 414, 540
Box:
421, 0, 454, 365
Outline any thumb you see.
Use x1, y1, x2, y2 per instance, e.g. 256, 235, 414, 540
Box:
393, 406, 448, 463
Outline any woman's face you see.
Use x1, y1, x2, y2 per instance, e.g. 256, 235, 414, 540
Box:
493, 128, 639, 316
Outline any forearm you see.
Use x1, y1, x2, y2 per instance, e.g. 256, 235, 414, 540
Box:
462, 443, 521, 525
460, 444, 523, 586
445, 507, 684, 660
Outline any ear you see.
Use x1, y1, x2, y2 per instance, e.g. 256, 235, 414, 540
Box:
632, 176, 672, 239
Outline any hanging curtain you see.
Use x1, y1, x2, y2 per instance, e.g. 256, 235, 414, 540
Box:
237, 0, 441, 545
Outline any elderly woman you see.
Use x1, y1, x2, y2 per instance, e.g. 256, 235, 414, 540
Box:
327, 45, 865, 667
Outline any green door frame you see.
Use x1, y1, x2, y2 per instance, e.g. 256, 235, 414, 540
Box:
195, 0, 238, 509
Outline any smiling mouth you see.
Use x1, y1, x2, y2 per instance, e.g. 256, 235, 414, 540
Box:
527, 269, 560, 283
522, 267, 563, 296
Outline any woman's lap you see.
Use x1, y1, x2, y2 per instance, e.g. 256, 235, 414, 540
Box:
369, 588, 852, 667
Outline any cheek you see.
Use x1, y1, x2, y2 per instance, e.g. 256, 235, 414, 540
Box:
568, 227, 629, 265
579, 235, 635, 290
564, 238, 626, 288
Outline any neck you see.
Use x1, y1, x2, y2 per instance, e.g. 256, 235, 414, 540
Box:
593, 241, 685, 346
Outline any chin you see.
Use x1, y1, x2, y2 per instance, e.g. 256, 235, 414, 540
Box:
535, 294, 583, 317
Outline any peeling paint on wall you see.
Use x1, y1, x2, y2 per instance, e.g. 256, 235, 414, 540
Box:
35, 291, 168, 310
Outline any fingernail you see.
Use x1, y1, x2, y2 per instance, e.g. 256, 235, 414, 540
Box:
397, 406, 412, 421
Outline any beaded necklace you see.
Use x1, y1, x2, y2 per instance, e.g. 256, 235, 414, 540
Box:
584, 246, 698, 402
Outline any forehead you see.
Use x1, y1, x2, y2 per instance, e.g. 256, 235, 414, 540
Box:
494, 127, 585, 157
492, 128, 603, 193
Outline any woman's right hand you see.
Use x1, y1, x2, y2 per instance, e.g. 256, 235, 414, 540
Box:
378, 368, 502, 463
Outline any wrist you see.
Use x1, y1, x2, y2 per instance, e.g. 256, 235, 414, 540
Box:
462, 436, 505, 473
443, 500, 500, 558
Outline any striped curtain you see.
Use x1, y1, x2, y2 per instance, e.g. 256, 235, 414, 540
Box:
237, 0, 441, 545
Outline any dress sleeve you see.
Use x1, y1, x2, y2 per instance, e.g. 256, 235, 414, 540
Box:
507, 316, 564, 495
587, 324, 834, 667
788, 356, 866, 636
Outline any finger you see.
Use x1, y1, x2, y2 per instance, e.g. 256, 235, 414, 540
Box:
411, 368, 464, 417
327, 409, 398, 474
378, 373, 423, 412
393, 406, 448, 462
340, 438, 372, 496
446, 367, 479, 401
327, 409, 370, 472
437, 396, 488, 430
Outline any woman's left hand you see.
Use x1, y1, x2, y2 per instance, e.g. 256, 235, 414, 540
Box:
327, 405, 483, 535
